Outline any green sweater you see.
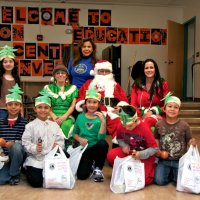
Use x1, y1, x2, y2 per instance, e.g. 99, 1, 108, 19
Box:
72, 113, 106, 149
45, 83, 78, 116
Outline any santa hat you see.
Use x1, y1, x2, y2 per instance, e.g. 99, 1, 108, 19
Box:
90, 60, 112, 76
6, 84, 23, 104
0, 45, 17, 61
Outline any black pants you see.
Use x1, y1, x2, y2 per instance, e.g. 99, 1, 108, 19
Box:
77, 140, 109, 180
25, 166, 43, 188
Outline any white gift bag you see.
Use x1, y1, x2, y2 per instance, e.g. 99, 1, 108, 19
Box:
110, 155, 145, 193
43, 145, 75, 189
67, 144, 88, 177
176, 145, 200, 194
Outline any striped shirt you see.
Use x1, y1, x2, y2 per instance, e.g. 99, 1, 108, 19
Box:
0, 115, 27, 154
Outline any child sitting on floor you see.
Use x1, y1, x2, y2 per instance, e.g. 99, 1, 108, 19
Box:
72, 86, 109, 182
22, 89, 65, 188
107, 105, 158, 185
154, 94, 197, 185
0, 84, 27, 185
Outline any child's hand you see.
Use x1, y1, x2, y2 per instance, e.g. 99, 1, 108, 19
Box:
122, 145, 130, 154
5, 141, 15, 148
0, 138, 6, 147
132, 150, 140, 160
189, 138, 197, 146
37, 143, 42, 153
0, 153, 9, 164
52, 143, 58, 149
113, 106, 121, 113
94, 111, 104, 122
0, 152, 5, 157
143, 110, 153, 119
79, 138, 88, 146
55, 116, 66, 125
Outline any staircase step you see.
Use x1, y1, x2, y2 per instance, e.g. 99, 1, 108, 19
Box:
179, 110, 200, 118
191, 126, 200, 134
180, 118, 200, 124
181, 102, 200, 109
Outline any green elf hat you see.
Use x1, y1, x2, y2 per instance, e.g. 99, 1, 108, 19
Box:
118, 105, 138, 125
6, 84, 23, 104
85, 85, 101, 101
0, 45, 17, 61
162, 92, 181, 107
35, 88, 53, 107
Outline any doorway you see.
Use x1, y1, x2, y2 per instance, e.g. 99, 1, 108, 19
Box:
183, 17, 196, 100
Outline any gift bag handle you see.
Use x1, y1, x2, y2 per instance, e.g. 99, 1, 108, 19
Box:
191, 145, 200, 159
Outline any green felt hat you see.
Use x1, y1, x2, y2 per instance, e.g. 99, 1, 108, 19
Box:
6, 84, 23, 104
118, 105, 138, 125
85, 86, 101, 101
0, 45, 17, 61
162, 92, 181, 107
35, 88, 53, 107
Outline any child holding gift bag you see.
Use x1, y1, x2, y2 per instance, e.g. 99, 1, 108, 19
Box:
154, 94, 197, 185
72, 86, 109, 182
22, 89, 65, 188
107, 105, 158, 185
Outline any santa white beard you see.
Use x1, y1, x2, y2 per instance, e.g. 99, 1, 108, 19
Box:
89, 73, 116, 98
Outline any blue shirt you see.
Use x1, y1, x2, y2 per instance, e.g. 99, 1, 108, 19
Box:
0, 115, 27, 154
68, 57, 94, 89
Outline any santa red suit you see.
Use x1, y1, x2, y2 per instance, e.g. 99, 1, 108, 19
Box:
76, 60, 129, 143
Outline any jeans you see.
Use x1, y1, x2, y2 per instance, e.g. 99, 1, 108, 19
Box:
0, 142, 25, 184
154, 159, 179, 185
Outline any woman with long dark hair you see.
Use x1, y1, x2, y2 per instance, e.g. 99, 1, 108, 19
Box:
68, 38, 98, 89
130, 58, 170, 128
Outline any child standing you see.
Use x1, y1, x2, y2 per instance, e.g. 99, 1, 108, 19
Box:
22, 90, 65, 188
107, 105, 158, 185
0, 84, 27, 185
154, 94, 197, 185
72, 86, 109, 182
0, 45, 21, 119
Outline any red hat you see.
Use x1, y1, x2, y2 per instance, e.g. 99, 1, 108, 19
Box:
90, 60, 112, 76
52, 65, 68, 75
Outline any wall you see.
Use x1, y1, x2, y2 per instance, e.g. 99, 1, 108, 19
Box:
182, 0, 200, 98
0, 1, 183, 95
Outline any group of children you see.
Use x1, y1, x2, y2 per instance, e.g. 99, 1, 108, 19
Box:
0, 44, 197, 190
0, 82, 197, 188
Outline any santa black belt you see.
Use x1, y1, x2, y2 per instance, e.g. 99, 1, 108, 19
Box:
100, 97, 119, 107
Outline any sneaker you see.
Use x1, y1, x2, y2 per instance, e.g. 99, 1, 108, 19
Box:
90, 167, 104, 182
9, 175, 20, 185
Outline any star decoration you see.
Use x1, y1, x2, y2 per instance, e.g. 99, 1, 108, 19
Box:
86, 85, 101, 101
8, 83, 23, 95
39, 87, 54, 98
0, 45, 17, 61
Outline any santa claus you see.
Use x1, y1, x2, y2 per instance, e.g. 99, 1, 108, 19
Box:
76, 60, 129, 146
